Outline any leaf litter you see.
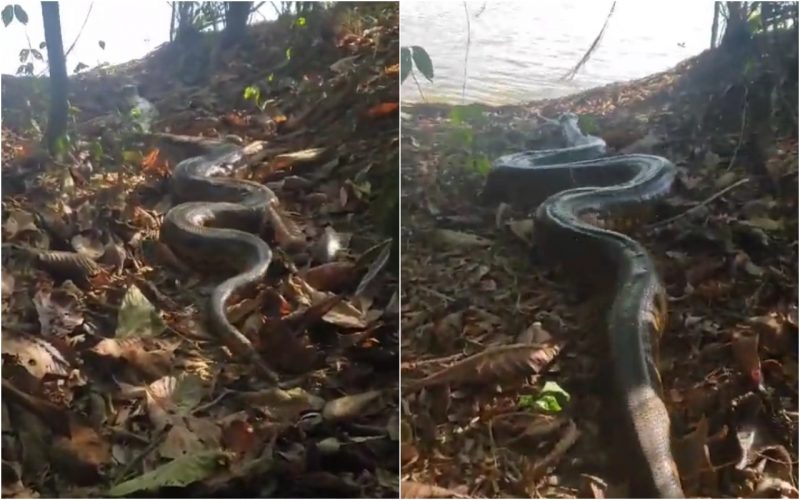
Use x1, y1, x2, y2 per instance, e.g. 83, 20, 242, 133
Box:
1, 4, 398, 498
401, 31, 797, 498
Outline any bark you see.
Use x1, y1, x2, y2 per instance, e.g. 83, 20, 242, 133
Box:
221, 1, 252, 48
41, 1, 69, 155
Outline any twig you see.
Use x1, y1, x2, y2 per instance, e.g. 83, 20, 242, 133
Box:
112, 426, 170, 484
726, 86, 749, 171
647, 177, 750, 229
561, 1, 617, 81
64, 2, 94, 59
410, 69, 426, 102
461, 1, 471, 103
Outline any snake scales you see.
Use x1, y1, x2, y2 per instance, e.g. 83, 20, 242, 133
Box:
158, 136, 280, 384
482, 114, 684, 498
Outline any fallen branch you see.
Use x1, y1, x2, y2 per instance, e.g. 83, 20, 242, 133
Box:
647, 177, 750, 229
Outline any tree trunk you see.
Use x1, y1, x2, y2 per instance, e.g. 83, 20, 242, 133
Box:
221, 1, 252, 48
720, 1, 751, 50
41, 1, 68, 155
711, 2, 721, 48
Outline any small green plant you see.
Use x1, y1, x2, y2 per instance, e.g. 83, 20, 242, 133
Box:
242, 84, 271, 111
518, 381, 571, 413
445, 104, 492, 176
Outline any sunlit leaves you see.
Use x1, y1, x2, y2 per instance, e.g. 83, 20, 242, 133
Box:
295, 16, 306, 27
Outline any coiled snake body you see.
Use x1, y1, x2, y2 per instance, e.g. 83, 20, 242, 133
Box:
160, 140, 280, 383
483, 114, 684, 497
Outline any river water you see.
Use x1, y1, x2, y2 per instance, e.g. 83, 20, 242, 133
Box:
401, 0, 715, 105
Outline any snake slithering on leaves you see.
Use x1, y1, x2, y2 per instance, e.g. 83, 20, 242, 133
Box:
158, 136, 280, 384
482, 114, 684, 498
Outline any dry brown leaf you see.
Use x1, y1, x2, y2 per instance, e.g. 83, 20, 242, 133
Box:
405, 341, 564, 392
672, 415, 716, 496
303, 261, 357, 292
434, 229, 491, 249
732, 331, 762, 387
322, 390, 384, 421
401, 480, 470, 499
366, 102, 399, 119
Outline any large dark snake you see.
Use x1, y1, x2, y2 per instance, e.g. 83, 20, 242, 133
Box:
482, 114, 684, 497
159, 139, 280, 383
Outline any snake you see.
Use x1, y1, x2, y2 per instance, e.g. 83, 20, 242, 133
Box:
158, 136, 280, 384
482, 114, 684, 498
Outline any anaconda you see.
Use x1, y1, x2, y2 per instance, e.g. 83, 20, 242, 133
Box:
482, 114, 684, 498
158, 136, 280, 383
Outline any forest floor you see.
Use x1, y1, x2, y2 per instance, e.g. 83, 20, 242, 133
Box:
1, 4, 399, 498
400, 32, 798, 498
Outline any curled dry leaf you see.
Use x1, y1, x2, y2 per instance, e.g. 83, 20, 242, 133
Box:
303, 261, 357, 292
322, 389, 384, 421
33, 286, 84, 337
405, 341, 564, 393
434, 229, 492, 249
71, 232, 105, 260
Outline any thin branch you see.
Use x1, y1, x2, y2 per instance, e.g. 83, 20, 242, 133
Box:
410, 68, 426, 102
461, 1, 471, 103
561, 1, 616, 81
647, 178, 750, 229
64, 2, 94, 59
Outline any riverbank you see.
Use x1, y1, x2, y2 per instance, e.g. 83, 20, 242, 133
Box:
400, 30, 797, 498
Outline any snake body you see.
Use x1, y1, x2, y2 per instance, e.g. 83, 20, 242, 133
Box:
159, 140, 279, 383
482, 115, 684, 498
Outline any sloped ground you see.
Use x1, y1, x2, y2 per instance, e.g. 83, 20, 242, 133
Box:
400, 31, 797, 498
1, 4, 399, 498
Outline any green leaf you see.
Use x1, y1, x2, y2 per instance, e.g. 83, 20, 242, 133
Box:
116, 284, 165, 338
533, 381, 570, 412
38, 41, 45, 49
90, 141, 104, 162
578, 114, 599, 135
747, 12, 762, 34
73, 62, 89, 73
450, 104, 484, 125
534, 394, 562, 412
30, 49, 42, 60
517, 394, 536, 409
98, 40, 105, 49
12, 4, 26, 24
285, 46, 292, 60
410, 45, 434, 82
108, 451, 227, 496
295, 16, 306, 27
243, 85, 260, 102
400, 47, 412, 83
18, 48, 28, 62
2, 5, 13, 26
267, 73, 274, 82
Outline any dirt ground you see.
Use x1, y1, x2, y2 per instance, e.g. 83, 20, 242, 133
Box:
1, 4, 399, 498
400, 30, 798, 498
